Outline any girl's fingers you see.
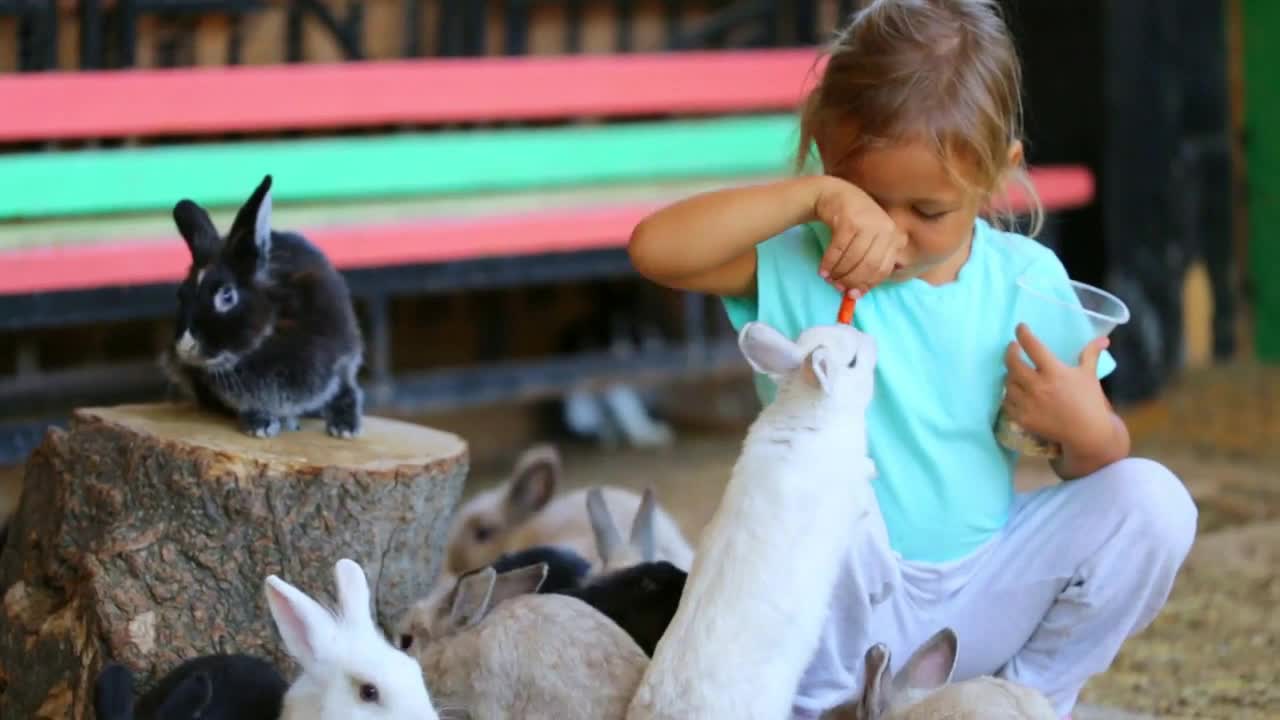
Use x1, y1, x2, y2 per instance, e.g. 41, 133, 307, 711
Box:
819, 219, 856, 279
871, 232, 898, 284
1002, 385, 1028, 421
848, 231, 891, 289
1003, 341, 1038, 385
829, 230, 872, 284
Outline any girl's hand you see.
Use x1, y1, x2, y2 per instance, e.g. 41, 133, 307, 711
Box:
813, 177, 907, 298
1002, 323, 1115, 454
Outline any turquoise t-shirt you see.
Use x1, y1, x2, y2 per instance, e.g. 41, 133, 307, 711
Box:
722, 218, 1116, 563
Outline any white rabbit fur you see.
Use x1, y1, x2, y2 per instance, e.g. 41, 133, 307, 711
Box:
821, 628, 1058, 720
411, 562, 649, 720
265, 558, 440, 720
627, 320, 879, 720
445, 443, 693, 574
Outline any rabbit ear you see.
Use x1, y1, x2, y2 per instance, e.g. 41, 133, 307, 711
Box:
93, 663, 136, 720
489, 562, 549, 606
448, 566, 497, 631
333, 558, 374, 630
892, 628, 958, 695
503, 444, 559, 525
628, 487, 657, 563
172, 199, 220, 268
859, 643, 891, 719
228, 174, 273, 277
802, 346, 835, 394
155, 671, 213, 717
265, 574, 337, 668
586, 487, 624, 565
738, 322, 805, 378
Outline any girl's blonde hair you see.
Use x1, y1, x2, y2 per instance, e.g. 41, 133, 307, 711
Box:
796, 0, 1043, 235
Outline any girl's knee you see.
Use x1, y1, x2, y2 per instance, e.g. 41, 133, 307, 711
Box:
1100, 458, 1197, 562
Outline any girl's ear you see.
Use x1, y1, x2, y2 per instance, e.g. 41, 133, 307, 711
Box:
1007, 139, 1025, 169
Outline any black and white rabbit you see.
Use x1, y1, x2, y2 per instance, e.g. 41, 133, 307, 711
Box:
93, 653, 287, 720
160, 174, 364, 439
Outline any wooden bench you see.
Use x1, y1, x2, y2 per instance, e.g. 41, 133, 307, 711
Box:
0, 48, 1094, 461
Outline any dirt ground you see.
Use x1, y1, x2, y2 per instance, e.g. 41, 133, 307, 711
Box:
1, 364, 1276, 718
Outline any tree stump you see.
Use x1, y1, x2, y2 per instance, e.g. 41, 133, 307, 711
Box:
0, 403, 468, 720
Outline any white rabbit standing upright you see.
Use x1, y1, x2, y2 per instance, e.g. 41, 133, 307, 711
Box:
627, 320, 879, 720
265, 558, 440, 720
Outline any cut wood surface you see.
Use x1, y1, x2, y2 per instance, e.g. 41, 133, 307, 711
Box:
0, 403, 467, 720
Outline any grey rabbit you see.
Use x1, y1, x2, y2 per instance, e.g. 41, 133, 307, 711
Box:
160, 174, 364, 439
93, 653, 287, 720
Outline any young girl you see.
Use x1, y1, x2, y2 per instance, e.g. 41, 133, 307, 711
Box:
628, 1, 1196, 718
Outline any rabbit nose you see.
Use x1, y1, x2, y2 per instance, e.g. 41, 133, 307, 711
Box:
175, 330, 201, 360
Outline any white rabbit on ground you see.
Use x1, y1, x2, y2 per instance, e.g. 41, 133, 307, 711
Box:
265, 558, 440, 720
627, 320, 880, 720
821, 628, 1058, 720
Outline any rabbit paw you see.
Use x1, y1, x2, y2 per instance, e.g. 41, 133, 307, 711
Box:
240, 411, 282, 438
326, 415, 361, 439
282, 416, 301, 432
325, 380, 363, 439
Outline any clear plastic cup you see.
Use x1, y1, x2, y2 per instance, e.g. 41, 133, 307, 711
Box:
994, 275, 1131, 457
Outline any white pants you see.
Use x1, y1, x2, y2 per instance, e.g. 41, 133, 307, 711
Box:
791, 458, 1198, 718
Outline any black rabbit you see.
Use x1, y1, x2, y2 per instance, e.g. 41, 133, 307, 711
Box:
561, 559, 687, 656
94, 654, 287, 720
490, 545, 593, 594
160, 174, 364, 439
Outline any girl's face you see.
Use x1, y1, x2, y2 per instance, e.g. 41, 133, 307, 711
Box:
823, 135, 1019, 286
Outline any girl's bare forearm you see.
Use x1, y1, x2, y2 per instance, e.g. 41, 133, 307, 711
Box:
628, 176, 826, 294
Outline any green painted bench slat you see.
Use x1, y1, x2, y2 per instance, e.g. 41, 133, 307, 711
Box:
0, 115, 798, 222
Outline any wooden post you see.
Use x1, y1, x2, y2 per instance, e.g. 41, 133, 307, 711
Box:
0, 403, 467, 720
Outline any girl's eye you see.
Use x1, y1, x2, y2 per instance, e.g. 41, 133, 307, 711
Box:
914, 207, 949, 221
213, 284, 238, 313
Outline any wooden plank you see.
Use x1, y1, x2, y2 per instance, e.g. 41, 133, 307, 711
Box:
0, 204, 657, 295
0, 165, 1095, 295
0, 115, 798, 220
0, 116, 1095, 223
0, 49, 820, 142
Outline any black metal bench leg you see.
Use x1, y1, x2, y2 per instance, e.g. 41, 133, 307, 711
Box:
363, 293, 394, 408
682, 290, 707, 365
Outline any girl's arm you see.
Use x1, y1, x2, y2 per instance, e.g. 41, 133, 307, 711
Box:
628, 176, 829, 297
1051, 408, 1131, 480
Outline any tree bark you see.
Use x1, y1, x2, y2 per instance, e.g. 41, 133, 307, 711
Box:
0, 403, 467, 720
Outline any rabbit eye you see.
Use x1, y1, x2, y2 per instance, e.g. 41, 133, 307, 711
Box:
213, 284, 238, 313
358, 682, 380, 703
399, 634, 414, 650
472, 524, 495, 542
